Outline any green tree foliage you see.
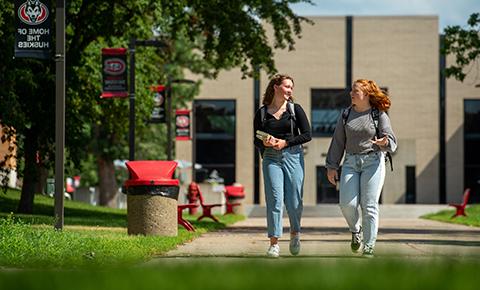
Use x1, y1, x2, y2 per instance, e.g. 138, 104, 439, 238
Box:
443, 13, 480, 82
0, 0, 312, 211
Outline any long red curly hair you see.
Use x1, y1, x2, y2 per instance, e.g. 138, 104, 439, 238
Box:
354, 79, 391, 111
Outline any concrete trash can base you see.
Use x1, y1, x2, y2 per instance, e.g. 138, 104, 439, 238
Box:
127, 195, 177, 236
124, 161, 180, 236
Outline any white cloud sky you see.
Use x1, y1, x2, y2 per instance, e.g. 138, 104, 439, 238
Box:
290, 0, 479, 32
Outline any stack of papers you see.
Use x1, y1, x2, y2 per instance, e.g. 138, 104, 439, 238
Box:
255, 130, 271, 141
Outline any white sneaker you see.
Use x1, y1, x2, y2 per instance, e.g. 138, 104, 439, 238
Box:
266, 244, 280, 258
351, 228, 363, 253
362, 244, 374, 258
289, 234, 301, 256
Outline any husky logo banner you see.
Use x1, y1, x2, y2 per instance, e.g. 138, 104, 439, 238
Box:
101, 48, 128, 98
14, 0, 52, 59
175, 109, 191, 140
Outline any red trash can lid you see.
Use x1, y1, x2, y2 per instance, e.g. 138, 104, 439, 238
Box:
124, 161, 179, 186
225, 185, 245, 197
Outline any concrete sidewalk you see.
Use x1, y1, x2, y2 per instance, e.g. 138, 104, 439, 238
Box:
162, 205, 480, 260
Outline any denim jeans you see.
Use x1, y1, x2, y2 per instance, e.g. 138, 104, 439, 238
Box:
339, 151, 386, 248
262, 145, 305, 238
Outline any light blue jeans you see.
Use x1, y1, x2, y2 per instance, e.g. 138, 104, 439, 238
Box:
263, 145, 305, 238
339, 151, 386, 248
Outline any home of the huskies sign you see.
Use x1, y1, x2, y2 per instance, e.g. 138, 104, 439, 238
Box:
14, 0, 52, 59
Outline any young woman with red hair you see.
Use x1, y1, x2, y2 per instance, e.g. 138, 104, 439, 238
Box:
326, 79, 397, 257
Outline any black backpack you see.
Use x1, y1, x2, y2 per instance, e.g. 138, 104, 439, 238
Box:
342, 106, 393, 171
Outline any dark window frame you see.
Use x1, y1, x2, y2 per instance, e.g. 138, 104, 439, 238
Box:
464, 99, 480, 204
311, 88, 350, 138
193, 99, 236, 184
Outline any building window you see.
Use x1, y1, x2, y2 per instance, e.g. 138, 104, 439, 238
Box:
194, 100, 236, 184
405, 166, 416, 204
311, 89, 350, 137
464, 100, 480, 203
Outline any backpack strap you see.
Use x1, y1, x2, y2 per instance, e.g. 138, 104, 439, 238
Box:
260, 105, 267, 126
342, 106, 352, 126
370, 108, 393, 171
258, 106, 267, 158
287, 101, 296, 121
261, 102, 296, 136
287, 101, 296, 136
370, 107, 380, 136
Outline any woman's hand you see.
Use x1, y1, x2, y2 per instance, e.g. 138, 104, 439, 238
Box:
273, 139, 287, 150
327, 168, 338, 186
371, 135, 389, 147
263, 135, 278, 147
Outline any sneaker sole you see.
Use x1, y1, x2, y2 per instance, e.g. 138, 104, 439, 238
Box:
289, 248, 300, 256
351, 243, 363, 253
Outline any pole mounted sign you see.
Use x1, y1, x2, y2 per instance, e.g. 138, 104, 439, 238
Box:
175, 109, 191, 141
150, 85, 167, 123
14, 0, 52, 59
101, 48, 128, 98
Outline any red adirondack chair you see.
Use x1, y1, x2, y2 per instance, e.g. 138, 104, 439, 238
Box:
177, 203, 199, 231
192, 182, 222, 223
449, 188, 471, 218
223, 185, 245, 214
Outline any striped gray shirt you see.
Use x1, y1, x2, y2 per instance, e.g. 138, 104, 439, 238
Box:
326, 108, 397, 170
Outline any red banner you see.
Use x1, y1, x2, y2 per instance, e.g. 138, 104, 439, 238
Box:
175, 109, 191, 140
101, 48, 128, 98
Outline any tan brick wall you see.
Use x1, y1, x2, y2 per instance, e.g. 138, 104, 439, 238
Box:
0, 125, 16, 169
445, 55, 480, 203
353, 16, 439, 203
179, 16, 446, 205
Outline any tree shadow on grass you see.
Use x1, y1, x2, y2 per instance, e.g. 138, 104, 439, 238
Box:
0, 194, 127, 227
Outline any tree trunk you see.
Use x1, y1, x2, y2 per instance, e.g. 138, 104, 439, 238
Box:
17, 129, 38, 214
97, 155, 118, 207
35, 165, 48, 194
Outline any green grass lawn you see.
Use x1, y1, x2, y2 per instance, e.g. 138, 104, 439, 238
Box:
0, 189, 243, 269
422, 204, 480, 227
0, 259, 479, 290
2, 190, 480, 289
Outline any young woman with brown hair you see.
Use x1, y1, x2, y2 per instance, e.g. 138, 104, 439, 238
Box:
254, 74, 311, 257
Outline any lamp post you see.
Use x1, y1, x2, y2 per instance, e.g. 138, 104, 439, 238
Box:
127, 38, 194, 162
54, 0, 65, 230
128, 38, 169, 161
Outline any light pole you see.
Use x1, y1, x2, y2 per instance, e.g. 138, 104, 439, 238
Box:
54, 0, 65, 230
128, 38, 169, 161
128, 38, 136, 162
